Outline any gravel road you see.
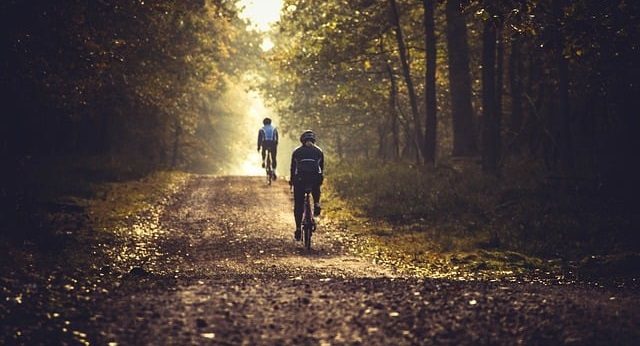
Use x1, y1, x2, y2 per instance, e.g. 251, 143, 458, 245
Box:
1, 176, 639, 345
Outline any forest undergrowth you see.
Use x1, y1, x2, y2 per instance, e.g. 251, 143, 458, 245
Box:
325, 159, 640, 281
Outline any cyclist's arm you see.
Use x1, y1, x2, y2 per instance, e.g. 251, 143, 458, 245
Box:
257, 129, 263, 150
290, 151, 297, 181
319, 151, 325, 184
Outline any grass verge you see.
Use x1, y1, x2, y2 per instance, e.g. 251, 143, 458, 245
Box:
324, 159, 640, 281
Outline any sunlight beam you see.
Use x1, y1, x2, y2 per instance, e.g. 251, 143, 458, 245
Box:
237, 0, 283, 32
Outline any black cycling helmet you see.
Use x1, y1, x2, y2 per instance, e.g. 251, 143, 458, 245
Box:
263, 117, 272, 125
300, 130, 316, 143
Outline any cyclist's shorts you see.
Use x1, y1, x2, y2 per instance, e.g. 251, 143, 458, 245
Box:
293, 173, 321, 187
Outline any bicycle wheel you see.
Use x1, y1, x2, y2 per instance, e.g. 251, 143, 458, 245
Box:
266, 155, 272, 185
303, 222, 311, 250
298, 190, 314, 250
303, 194, 312, 250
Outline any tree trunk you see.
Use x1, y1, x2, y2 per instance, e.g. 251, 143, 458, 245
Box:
423, 0, 437, 165
389, 0, 424, 161
526, 49, 544, 158
508, 32, 523, 155
552, 0, 573, 174
481, 16, 499, 173
386, 61, 401, 160
445, 0, 476, 157
495, 18, 504, 165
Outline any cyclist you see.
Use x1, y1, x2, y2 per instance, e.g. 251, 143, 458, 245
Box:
289, 130, 324, 241
257, 117, 279, 177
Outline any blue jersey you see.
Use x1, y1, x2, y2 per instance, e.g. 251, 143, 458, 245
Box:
262, 125, 276, 141
258, 124, 279, 149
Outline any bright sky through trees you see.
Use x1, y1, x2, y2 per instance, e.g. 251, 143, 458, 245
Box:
233, 0, 284, 175
237, 0, 283, 32
237, 0, 282, 51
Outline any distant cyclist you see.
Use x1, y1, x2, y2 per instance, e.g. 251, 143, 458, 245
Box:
257, 117, 279, 176
289, 130, 324, 241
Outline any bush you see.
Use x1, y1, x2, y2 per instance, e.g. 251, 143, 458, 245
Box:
327, 158, 638, 259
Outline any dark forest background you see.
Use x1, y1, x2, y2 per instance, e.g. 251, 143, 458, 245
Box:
265, 0, 640, 182
1, 0, 639, 259
260, 0, 640, 258
1, 0, 261, 238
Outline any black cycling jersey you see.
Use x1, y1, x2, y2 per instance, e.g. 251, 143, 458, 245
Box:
290, 143, 324, 230
290, 144, 324, 178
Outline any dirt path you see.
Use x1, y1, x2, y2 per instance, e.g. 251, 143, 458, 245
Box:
2, 176, 639, 345
159, 175, 394, 279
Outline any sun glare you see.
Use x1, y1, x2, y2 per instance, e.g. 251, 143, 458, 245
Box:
229, 1, 284, 175
260, 37, 275, 51
234, 89, 273, 176
237, 0, 283, 32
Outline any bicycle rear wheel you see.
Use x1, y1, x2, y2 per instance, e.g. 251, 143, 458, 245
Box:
302, 192, 313, 250
266, 154, 272, 185
303, 223, 311, 250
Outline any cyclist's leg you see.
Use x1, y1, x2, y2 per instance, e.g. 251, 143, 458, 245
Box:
261, 146, 267, 167
293, 182, 305, 229
270, 143, 277, 169
266, 148, 272, 168
312, 176, 322, 215
266, 146, 276, 178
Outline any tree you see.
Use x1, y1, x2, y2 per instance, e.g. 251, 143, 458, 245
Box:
481, 7, 500, 173
423, 0, 437, 165
508, 31, 524, 154
551, 0, 573, 173
445, 0, 477, 157
0, 0, 256, 168
389, 0, 424, 162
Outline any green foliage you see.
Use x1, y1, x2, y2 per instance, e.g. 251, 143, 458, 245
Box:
328, 159, 638, 259
261, 0, 404, 155
1, 0, 261, 169
330, 159, 488, 222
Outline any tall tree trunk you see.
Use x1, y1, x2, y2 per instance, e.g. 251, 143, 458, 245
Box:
552, 0, 573, 174
423, 0, 437, 165
481, 16, 499, 173
495, 18, 504, 165
445, 0, 476, 156
389, 0, 424, 162
508, 33, 523, 155
526, 49, 545, 158
386, 61, 401, 160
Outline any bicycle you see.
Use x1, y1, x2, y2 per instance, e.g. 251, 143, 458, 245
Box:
264, 150, 275, 186
300, 187, 316, 250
